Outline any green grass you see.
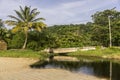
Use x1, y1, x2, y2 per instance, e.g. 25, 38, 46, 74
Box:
0, 49, 48, 59
68, 47, 120, 59
0, 47, 120, 60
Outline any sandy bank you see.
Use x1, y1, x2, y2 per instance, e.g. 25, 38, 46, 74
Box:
0, 57, 107, 80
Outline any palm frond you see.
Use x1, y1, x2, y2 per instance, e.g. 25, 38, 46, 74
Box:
30, 8, 37, 15
5, 20, 17, 26
29, 12, 40, 21
32, 18, 45, 22
6, 6, 46, 32
8, 15, 21, 21
34, 12, 40, 16
14, 10, 25, 21
20, 6, 26, 20
20, 6, 24, 13
24, 6, 30, 20
26, 7, 31, 20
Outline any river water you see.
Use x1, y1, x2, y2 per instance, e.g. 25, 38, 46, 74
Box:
31, 57, 120, 80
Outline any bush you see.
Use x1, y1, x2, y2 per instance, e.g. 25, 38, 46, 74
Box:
27, 41, 38, 50
8, 32, 24, 49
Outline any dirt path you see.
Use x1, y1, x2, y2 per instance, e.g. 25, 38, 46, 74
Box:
0, 57, 106, 80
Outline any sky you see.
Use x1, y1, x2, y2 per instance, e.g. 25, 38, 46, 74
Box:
0, 0, 120, 27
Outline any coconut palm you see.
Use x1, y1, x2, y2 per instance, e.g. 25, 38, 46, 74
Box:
6, 6, 46, 49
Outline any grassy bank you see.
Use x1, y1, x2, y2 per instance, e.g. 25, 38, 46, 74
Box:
0, 47, 120, 60
68, 47, 120, 60
0, 49, 48, 59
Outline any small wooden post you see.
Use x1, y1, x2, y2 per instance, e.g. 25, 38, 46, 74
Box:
49, 48, 54, 60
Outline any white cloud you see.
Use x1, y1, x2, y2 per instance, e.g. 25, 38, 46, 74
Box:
38, 0, 118, 25
0, 0, 119, 26
0, 0, 29, 29
0, 0, 29, 20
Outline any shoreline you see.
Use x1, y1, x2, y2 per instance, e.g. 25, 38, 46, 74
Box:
0, 57, 107, 80
70, 54, 120, 61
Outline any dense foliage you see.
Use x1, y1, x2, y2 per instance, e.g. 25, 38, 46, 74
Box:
91, 9, 120, 46
0, 9, 120, 50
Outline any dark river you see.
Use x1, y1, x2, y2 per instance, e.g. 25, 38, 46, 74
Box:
30, 57, 120, 80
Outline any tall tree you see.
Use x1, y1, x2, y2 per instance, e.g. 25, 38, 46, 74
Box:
6, 6, 46, 49
91, 9, 120, 46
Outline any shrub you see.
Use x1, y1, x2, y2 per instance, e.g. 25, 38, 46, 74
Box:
27, 41, 38, 50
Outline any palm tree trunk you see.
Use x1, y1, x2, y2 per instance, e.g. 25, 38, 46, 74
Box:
22, 31, 28, 49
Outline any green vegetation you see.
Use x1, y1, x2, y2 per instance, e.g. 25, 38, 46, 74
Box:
0, 6, 120, 59
0, 19, 10, 41
6, 6, 46, 49
0, 8, 119, 50
68, 47, 120, 59
0, 50, 48, 59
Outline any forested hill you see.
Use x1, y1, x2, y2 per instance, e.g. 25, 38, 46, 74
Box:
42, 18, 120, 48
43, 24, 93, 48
1, 9, 120, 50
43, 9, 120, 48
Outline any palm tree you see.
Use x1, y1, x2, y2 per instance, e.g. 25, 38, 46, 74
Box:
6, 6, 46, 49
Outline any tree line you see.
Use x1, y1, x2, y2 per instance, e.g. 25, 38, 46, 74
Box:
0, 6, 120, 50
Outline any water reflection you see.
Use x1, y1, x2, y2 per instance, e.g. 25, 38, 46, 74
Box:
75, 66, 94, 75
112, 62, 120, 80
30, 60, 120, 80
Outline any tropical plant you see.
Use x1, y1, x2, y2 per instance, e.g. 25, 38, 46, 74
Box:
92, 9, 120, 46
0, 19, 9, 41
8, 32, 25, 49
6, 6, 46, 49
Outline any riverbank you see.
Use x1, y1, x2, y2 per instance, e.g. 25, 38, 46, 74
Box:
0, 49, 48, 60
0, 47, 120, 60
68, 47, 120, 60
0, 57, 107, 80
